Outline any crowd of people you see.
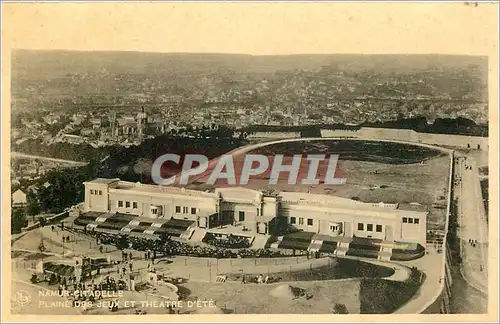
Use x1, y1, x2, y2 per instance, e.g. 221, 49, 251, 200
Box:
202, 233, 252, 249
73, 228, 302, 259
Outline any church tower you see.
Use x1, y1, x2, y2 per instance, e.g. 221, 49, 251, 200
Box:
137, 106, 148, 136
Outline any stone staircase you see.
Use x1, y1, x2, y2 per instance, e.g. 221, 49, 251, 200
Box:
378, 245, 393, 261
121, 227, 133, 233
180, 227, 196, 240
251, 234, 270, 249
86, 223, 99, 230
188, 228, 207, 242
335, 241, 350, 257
95, 213, 114, 223
308, 239, 324, 252
270, 236, 284, 249
128, 220, 140, 227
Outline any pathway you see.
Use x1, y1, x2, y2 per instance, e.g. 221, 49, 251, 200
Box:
455, 155, 488, 294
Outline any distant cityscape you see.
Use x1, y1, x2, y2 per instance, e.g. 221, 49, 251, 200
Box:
10, 51, 489, 188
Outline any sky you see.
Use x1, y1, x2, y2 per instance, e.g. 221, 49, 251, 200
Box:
1, 2, 498, 56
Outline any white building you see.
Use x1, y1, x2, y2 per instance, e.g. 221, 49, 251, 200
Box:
12, 189, 27, 207
82, 178, 427, 245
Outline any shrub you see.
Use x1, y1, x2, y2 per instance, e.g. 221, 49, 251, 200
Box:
333, 303, 349, 314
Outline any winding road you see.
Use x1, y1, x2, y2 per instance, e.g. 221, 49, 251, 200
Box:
11, 152, 88, 166
455, 155, 488, 294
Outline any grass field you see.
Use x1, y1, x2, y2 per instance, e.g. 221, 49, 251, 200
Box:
251, 140, 444, 164
177, 279, 362, 314
223, 258, 394, 282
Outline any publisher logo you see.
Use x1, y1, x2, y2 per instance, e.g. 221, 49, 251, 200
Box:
14, 290, 31, 307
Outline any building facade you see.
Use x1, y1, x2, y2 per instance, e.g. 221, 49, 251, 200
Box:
83, 178, 427, 245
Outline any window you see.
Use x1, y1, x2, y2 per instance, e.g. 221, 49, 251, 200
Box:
307, 218, 313, 226
239, 211, 245, 222
403, 217, 408, 223
176, 206, 181, 213
98, 190, 102, 195
330, 225, 337, 232
118, 201, 123, 207
358, 223, 364, 231
191, 208, 197, 215
125, 201, 130, 208
183, 207, 188, 214
408, 218, 414, 224
367, 224, 373, 232
90, 189, 94, 195
299, 217, 304, 225
414, 218, 420, 224
376, 225, 383, 232
152, 208, 158, 215
133, 202, 137, 209
290, 217, 296, 224
257, 209, 260, 216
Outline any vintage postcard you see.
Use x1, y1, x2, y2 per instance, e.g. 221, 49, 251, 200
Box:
1, 1, 498, 323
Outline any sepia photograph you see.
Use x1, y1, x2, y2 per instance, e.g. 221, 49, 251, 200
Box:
1, 2, 498, 323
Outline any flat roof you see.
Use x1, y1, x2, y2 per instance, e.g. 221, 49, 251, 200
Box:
111, 181, 217, 198
85, 178, 121, 185
85, 178, 428, 216
283, 199, 427, 218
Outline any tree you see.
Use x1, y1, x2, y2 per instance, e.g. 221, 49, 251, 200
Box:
116, 235, 129, 250
39, 217, 47, 228
11, 208, 28, 234
27, 193, 41, 218
333, 303, 349, 314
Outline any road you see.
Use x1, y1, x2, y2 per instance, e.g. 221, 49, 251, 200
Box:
11, 152, 88, 166
455, 155, 488, 294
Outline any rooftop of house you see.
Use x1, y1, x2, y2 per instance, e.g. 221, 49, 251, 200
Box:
110, 180, 217, 199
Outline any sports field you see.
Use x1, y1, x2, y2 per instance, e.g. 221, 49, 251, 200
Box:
187, 140, 450, 231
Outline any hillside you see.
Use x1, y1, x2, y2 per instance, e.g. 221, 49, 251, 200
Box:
12, 50, 488, 78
